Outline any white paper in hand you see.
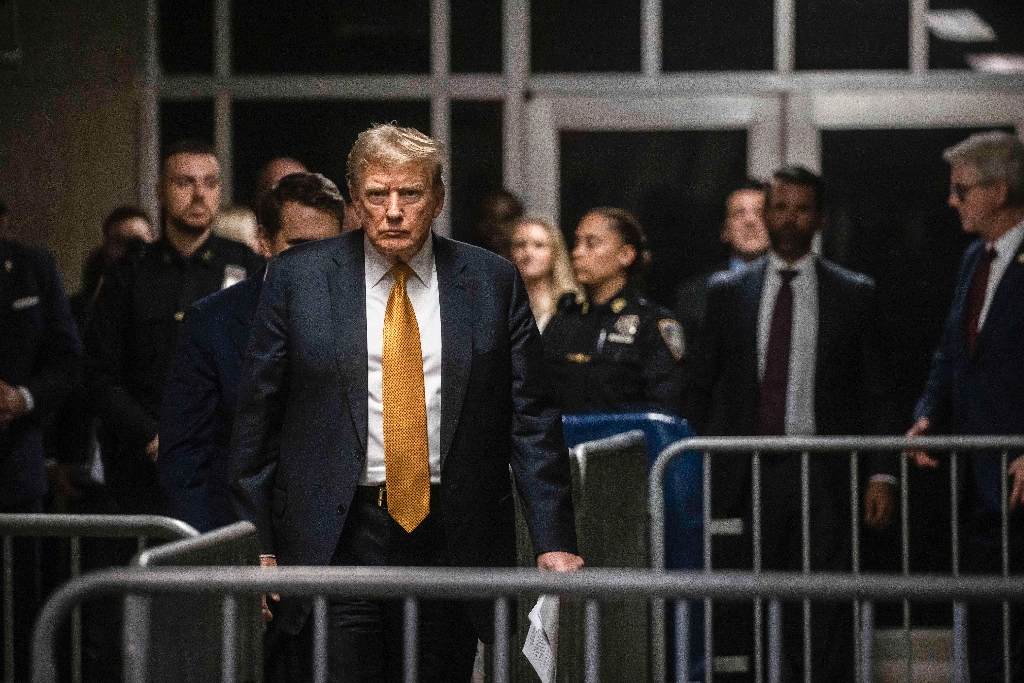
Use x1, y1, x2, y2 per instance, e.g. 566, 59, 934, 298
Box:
522, 594, 560, 683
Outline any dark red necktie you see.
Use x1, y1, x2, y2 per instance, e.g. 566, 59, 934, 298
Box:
757, 269, 798, 436
966, 247, 996, 356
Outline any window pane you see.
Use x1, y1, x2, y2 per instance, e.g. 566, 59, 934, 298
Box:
560, 130, 748, 307
160, 100, 215, 153
928, 1, 1024, 70
663, 0, 773, 71
450, 101, 504, 244
159, 0, 213, 74
232, 0, 430, 75
531, 0, 642, 72
451, 0, 502, 73
230, 100, 430, 207
795, 0, 908, 70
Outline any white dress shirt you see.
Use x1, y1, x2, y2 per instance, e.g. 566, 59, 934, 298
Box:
362, 234, 443, 485
757, 252, 818, 436
979, 218, 1024, 330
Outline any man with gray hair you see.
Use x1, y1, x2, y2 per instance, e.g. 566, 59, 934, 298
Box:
907, 130, 1024, 682
231, 124, 582, 681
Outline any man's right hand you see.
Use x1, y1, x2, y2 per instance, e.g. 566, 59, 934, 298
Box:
905, 417, 938, 468
260, 556, 280, 623
145, 435, 160, 463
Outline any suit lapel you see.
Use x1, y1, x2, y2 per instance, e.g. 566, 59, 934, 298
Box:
329, 232, 369, 454
433, 234, 472, 467
227, 275, 262, 358
740, 258, 766, 376
814, 260, 839, 395
976, 239, 1024, 354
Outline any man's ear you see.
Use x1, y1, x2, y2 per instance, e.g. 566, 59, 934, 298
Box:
431, 183, 446, 219
618, 243, 637, 270
992, 180, 1011, 208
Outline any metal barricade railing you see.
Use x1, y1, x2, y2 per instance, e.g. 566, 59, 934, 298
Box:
125, 521, 260, 683
649, 435, 1024, 683
0, 514, 197, 683
31, 567, 1024, 683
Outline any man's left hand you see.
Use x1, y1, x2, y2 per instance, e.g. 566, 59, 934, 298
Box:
1008, 455, 1024, 511
863, 480, 895, 530
537, 551, 584, 572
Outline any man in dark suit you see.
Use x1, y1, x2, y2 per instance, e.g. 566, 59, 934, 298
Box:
674, 178, 769, 348
159, 173, 346, 532
231, 124, 581, 682
907, 131, 1024, 682
685, 166, 896, 682
0, 201, 83, 681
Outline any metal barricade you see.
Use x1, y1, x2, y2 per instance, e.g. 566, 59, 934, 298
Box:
31, 567, 1024, 683
0, 514, 197, 683
125, 521, 260, 683
649, 435, 1024, 683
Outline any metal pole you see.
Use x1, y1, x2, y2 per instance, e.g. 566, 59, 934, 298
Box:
502, 0, 529, 196
774, 0, 795, 73
901, 451, 911, 683
3, 536, 12, 683
850, 450, 861, 683
313, 596, 328, 683
220, 594, 237, 683
704, 450, 712, 683
951, 452, 967, 683
768, 599, 782, 683
1001, 450, 1010, 683
430, 0, 452, 236
753, 451, 763, 683
860, 601, 874, 683
404, 598, 418, 683
584, 599, 600, 683
640, 0, 661, 76
675, 600, 690, 683
801, 451, 811, 683
213, 0, 232, 202
493, 598, 510, 683
70, 536, 82, 683
908, 0, 929, 72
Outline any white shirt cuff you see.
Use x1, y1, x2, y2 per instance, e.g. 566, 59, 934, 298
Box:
17, 386, 34, 413
869, 474, 897, 485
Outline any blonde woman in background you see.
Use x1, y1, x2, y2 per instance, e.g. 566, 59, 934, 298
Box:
509, 216, 579, 332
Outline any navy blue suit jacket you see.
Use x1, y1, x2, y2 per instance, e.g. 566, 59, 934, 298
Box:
230, 230, 578, 638
158, 271, 264, 532
0, 240, 82, 504
915, 236, 1024, 512
685, 256, 895, 513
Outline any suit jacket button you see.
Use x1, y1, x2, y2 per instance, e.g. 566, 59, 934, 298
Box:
337, 503, 347, 515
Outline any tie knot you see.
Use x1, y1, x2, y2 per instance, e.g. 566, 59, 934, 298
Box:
983, 246, 997, 263
391, 263, 413, 287
780, 269, 798, 284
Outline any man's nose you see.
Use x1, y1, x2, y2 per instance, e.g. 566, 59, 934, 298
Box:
386, 191, 402, 218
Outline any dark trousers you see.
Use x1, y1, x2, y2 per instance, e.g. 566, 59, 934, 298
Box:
964, 508, 1024, 683
0, 499, 42, 683
712, 455, 854, 683
289, 489, 478, 683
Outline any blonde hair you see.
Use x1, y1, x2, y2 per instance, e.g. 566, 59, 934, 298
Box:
346, 123, 446, 192
212, 205, 259, 251
510, 216, 580, 323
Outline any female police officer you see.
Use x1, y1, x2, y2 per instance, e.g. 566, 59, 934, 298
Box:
542, 207, 684, 414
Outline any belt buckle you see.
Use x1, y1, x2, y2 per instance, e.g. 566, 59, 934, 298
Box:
377, 486, 385, 507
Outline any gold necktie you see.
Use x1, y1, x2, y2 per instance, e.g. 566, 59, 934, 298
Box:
382, 263, 430, 532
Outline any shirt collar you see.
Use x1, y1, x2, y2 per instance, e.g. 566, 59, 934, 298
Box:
364, 231, 435, 288
767, 250, 815, 277
990, 218, 1024, 260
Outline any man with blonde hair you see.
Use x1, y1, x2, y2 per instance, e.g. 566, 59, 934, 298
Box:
232, 124, 582, 682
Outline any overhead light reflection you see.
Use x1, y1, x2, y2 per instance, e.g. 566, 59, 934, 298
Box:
925, 9, 998, 43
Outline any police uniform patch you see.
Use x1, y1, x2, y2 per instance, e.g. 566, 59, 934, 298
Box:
610, 298, 627, 313
658, 318, 685, 361
202, 249, 213, 262
4, 260, 12, 272
615, 314, 639, 336
566, 353, 591, 363
1018, 253, 1024, 264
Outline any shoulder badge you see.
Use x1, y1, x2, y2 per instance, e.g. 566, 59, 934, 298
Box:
202, 249, 213, 262
1018, 253, 1024, 264
658, 318, 685, 361
566, 353, 591, 363
610, 297, 627, 313
615, 314, 639, 336
4, 259, 11, 272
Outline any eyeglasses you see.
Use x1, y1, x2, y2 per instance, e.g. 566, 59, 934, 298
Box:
949, 181, 988, 202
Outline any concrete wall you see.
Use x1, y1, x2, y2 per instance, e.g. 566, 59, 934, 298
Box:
0, 0, 143, 291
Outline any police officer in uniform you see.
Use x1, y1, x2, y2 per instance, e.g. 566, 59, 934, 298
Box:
543, 207, 684, 414
86, 141, 263, 515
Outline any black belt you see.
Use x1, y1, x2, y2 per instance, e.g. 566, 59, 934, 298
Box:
355, 484, 442, 508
